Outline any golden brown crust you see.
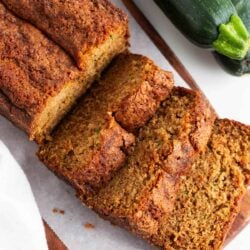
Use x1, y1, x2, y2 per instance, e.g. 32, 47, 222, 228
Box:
38, 53, 173, 195
0, 2, 80, 136
0, 2, 128, 141
82, 87, 216, 243
39, 114, 135, 195
2, 0, 129, 69
115, 67, 173, 132
110, 54, 174, 132
77, 117, 134, 191
156, 87, 216, 177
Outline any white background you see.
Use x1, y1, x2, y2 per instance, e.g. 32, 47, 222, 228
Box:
0, 0, 249, 249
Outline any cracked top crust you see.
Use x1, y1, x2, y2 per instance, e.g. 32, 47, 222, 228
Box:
158, 119, 250, 249
84, 87, 216, 242
0, 2, 80, 134
37, 53, 173, 195
2, 0, 129, 68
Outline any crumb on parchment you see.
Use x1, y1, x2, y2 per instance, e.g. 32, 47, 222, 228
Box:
84, 223, 95, 229
52, 208, 65, 215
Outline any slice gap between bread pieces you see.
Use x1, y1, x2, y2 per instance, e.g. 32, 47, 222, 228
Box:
37, 53, 174, 195
82, 87, 216, 242
156, 119, 250, 250
0, 2, 128, 142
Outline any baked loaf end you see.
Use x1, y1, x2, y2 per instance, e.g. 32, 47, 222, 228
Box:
159, 119, 250, 250
2, 0, 129, 69
83, 87, 216, 242
0, 2, 83, 141
0, 1, 127, 142
37, 53, 173, 195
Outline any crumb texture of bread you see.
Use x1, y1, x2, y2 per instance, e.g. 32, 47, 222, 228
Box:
154, 119, 250, 250
83, 87, 216, 242
38, 53, 174, 195
2, 0, 129, 69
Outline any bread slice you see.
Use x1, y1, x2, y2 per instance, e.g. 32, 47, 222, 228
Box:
155, 119, 250, 250
2, 0, 129, 69
0, 2, 127, 142
83, 87, 216, 242
37, 53, 174, 195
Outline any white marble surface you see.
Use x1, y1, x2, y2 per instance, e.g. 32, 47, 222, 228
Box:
0, 0, 249, 249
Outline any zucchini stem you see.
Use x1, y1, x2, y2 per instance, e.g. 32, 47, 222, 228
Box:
213, 15, 250, 60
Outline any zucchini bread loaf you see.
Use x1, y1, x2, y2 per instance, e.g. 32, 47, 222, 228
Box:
38, 53, 174, 195
83, 87, 216, 242
2, 0, 129, 69
0, 2, 128, 142
154, 119, 250, 250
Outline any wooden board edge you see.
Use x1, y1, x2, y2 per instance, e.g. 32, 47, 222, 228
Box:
43, 220, 67, 250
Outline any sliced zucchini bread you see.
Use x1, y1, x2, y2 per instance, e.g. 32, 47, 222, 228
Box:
154, 119, 250, 250
83, 87, 216, 242
37, 53, 174, 195
0, 1, 128, 142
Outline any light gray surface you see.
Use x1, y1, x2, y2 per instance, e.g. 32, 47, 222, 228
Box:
0, 1, 186, 249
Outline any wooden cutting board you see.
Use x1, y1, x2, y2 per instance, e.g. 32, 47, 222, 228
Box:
43, 1, 250, 249
43, 221, 67, 250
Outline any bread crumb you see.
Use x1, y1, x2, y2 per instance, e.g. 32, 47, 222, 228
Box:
84, 223, 95, 229
52, 208, 65, 215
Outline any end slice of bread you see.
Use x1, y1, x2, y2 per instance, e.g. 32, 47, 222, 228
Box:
83, 87, 216, 242
37, 53, 174, 195
157, 119, 250, 250
0, 2, 128, 142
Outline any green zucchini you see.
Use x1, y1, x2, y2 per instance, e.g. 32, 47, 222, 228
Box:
214, 51, 250, 75
215, 0, 250, 75
155, 0, 250, 61
232, 0, 250, 28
